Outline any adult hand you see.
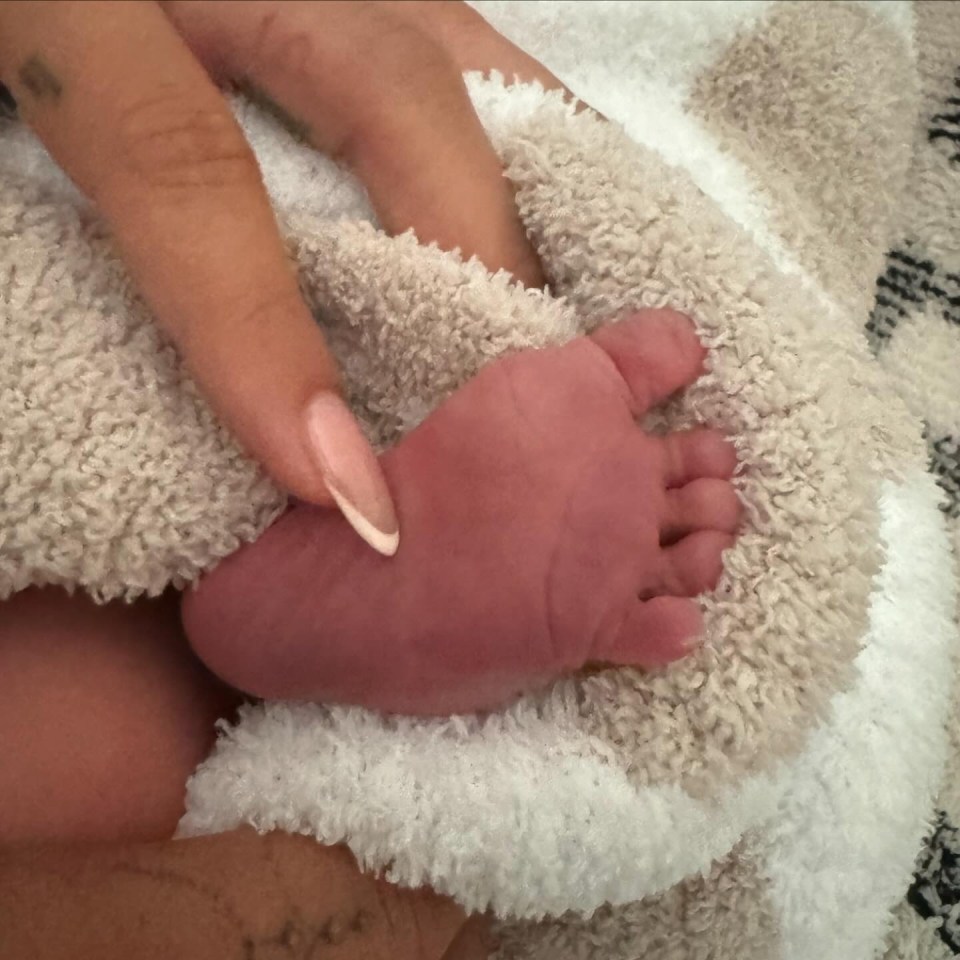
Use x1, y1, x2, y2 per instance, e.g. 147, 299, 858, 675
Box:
0, 3, 577, 955
0, 826, 495, 960
0, 0, 572, 556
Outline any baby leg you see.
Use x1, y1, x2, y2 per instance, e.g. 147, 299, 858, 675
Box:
0, 590, 488, 958
0, 587, 239, 844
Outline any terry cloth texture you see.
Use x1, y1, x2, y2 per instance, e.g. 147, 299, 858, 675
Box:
877, 2, 960, 958
0, 2, 957, 959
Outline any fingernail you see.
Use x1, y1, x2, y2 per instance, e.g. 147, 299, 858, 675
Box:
304, 392, 400, 556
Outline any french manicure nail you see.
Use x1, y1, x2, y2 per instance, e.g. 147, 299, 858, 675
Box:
304, 392, 400, 557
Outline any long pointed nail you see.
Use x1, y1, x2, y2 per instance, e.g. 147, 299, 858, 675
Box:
304, 392, 400, 557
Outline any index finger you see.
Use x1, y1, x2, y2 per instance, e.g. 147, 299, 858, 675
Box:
0, 0, 398, 554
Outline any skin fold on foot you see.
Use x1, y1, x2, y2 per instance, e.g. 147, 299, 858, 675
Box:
182, 309, 741, 715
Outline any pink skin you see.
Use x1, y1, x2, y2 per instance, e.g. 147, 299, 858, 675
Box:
182, 310, 741, 716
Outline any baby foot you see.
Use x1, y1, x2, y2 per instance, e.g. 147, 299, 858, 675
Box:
182, 310, 741, 715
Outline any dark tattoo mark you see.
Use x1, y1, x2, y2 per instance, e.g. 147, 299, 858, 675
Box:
17, 55, 62, 103
117, 856, 377, 959
114, 860, 245, 932
242, 909, 375, 958
244, 839, 378, 958
235, 77, 311, 143
0, 82, 17, 118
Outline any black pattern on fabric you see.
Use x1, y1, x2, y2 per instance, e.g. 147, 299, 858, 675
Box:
874, 57, 960, 953
929, 432, 960, 520
868, 246, 931, 348
870, 67, 960, 355
930, 70, 960, 164
908, 812, 960, 953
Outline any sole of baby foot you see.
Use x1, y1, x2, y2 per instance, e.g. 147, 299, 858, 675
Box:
183, 309, 741, 715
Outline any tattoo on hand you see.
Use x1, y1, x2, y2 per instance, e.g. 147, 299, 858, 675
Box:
18, 55, 62, 103
243, 908, 374, 959
116, 856, 374, 959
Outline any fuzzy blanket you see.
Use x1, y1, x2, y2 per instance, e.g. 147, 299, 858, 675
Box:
1, 3, 959, 959
871, 2, 960, 957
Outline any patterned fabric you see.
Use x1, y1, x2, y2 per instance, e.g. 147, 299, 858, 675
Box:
929, 71, 960, 165
931, 435, 960, 522
909, 813, 960, 953
867, 246, 960, 349
868, 241, 960, 523
876, 6, 960, 957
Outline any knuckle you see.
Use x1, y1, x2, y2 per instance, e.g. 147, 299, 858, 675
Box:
114, 85, 259, 195
387, 45, 461, 113
332, 21, 462, 162
402, 0, 493, 43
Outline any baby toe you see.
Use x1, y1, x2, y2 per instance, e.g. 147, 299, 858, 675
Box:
589, 309, 706, 415
642, 530, 735, 599
594, 596, 704, 668
661, 428, 739, 488
661, 478, 742, 544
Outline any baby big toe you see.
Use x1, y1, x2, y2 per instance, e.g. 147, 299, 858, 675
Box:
661, 479, 742, 544
589, 309, 706, 415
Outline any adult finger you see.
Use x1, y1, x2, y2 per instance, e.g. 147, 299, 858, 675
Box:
160, 0, 547, 289
394, 0, 575, 98
0, 0, 399, 555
